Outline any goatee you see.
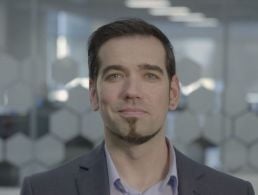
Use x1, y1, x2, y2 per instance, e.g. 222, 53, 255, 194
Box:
110, 117, 161, 145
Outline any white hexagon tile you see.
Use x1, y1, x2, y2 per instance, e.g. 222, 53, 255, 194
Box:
222, 138, 248, 171
6, 82, 33, 113
35, 135, 65, 167
202, 114, 228, 145
225, 88, 247, 117
50, 109, 79, 141
0, 53, 18, 90
235, 113, 258, 144
6, 133, 33, 166
173, 111, 201, 143
82, 111, 104, 143
66, 86, 91, 113
249, 143, 258, 169
177, 58, 202, 86
19, 162, 47, 182
52, 57, 79, 84
20, 57, 34, 84
188, 87, 216, 114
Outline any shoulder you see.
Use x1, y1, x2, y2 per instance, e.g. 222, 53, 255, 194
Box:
21, 143, 106, 195
21, 155, 83, 195
175, 149, 255, 194
27, 154, 83, 182
198, 163, 254, 194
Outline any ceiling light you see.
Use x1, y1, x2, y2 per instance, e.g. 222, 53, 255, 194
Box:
49, 89, 69, 102
200, 78, 216, 90
186, 18, 219, 27
169, 13, 205, 22
149, 6, 190, 16
65, 77, 89, 89
56, 36, 70, 59
125, 0, 170, 9
181, 80, 201, 96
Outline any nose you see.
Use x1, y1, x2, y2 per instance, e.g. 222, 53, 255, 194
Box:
123, 77, 141, 100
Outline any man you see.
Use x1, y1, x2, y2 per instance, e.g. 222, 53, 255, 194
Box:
21, 18, 255, 195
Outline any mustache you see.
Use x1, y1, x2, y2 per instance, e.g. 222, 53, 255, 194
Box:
116, 103, 148, 112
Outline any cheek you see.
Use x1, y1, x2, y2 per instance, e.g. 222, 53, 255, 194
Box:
151, 86, 170, 103
98, 86, 117, 107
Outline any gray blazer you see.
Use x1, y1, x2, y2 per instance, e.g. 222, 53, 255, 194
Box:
21, 143, 255, 195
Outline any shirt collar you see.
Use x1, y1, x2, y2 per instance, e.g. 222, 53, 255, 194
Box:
104, 137, 178, 193
105, 144, 121, 186
161, 138, 178, 193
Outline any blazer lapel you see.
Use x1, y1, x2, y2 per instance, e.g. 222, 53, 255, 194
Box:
175, 149, 205, 195
74, 144, 207, 195
75, 143, 110, 195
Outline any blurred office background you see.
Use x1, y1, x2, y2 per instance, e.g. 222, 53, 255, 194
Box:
0, 0, 258, 194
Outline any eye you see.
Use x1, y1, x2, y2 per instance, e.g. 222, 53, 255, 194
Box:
105, 73, 124, 82
144, 73, 160, 81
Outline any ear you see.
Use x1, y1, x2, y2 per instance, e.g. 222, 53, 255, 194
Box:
169, 75, 180, 110
89, 79, 99, 111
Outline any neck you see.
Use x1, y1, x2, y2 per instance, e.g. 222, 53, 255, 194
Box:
105, 131, 171, 192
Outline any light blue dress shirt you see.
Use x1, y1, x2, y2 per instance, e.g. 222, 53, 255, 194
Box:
105, 138, 178, 195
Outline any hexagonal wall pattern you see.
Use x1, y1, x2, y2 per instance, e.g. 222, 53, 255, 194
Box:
35, 135, 65, 166
82, 111, 103, 143
21, 57, 34, 84
50, 110, 79, 141
188, 87, 216, 113
225, 88, 247, 117
249, 143, 258, 169
235, 113, 258, 144
0, 90, 4, 106
6, 82, 33, 113
52, 57, 79, 84
19, 162, 47, 182
173, 111, 201, 143
0, 139, 3, 161
66, 86, 91, 113
202, 115, 225, 144
224, 115, 233, 139
222, 139, 247, 171
187, 138, 209, 164
0, 53, 18, 90
172, 140, 188, 155
65, 136, 94, 162
177, 58, 201, 86
6, 133, 33, 166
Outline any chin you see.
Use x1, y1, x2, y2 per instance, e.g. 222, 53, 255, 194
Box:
111, 128, 161, 145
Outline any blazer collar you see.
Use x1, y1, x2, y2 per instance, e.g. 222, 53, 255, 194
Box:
75, 143, 110, 195
74, 143, 207, 195
175, 148, 206, 195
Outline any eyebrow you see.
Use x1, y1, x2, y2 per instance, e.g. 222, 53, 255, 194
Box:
100, 64, 164, 76
138, 64, 164, 75
101, 65, 126, 76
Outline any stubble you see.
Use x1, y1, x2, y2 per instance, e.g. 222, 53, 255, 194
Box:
110, 117, 161, 145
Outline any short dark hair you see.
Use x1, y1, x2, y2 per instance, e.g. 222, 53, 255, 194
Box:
88, 18, 176, 81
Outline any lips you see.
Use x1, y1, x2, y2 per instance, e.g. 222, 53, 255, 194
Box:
118, 108, 147, 117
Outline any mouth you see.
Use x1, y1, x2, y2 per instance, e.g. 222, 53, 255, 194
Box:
118, 108, 147, 118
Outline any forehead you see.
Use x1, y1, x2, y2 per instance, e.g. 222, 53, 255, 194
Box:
98, 35, 166, 68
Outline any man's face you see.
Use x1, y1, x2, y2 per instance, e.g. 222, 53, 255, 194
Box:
90, 35, 179, 145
